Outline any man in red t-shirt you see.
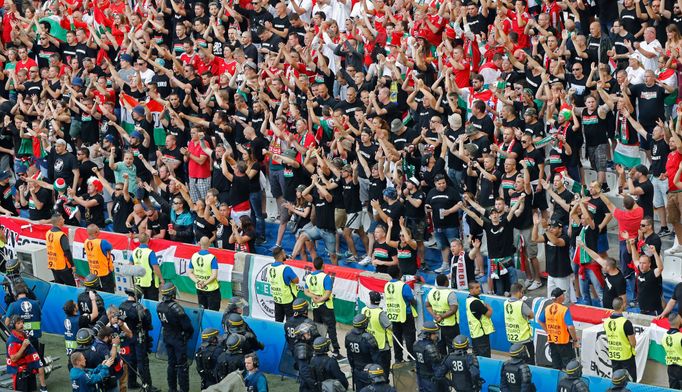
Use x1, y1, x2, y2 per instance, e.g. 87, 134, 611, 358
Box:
666, 134, 682, 253
15, 47, 38, 75
598, 192, 643, 303
183, 127, 212, 201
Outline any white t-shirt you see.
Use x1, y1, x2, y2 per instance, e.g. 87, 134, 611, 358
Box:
638, 39, 662, 71
288, 0, 313, 24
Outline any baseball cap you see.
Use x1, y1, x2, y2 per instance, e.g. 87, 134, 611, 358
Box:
0, 170, 10, 181
103, 134, 115, 143
131, 131, 143, 140
551, 288, 565, 298
390, 119, 404, 133
71, 77, 84, 87
132, 105, 145, 116
408, 176, 420, 186
524, 108, 538, 117
120, 53, 133, 63
15, 165, 28, 175
548, 220, 562, 228
383, 187, 397, 200
296, 184, 306, 193
55, 138, 67, 146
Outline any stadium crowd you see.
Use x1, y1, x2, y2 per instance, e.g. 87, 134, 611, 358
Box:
3, 0, 682, 388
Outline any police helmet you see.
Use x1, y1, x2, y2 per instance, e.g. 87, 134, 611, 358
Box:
352, 313, 369, 329
564, 360, 582, 377
5, 259, 20, 273
611, 369, 630, 388
312, 336, 331, 353
7, 314, 22, 330
226, 333, 244, 352
225, 297, 245, 314
294, 321, 318, 340
124, 285, 144, 299
227, 313, 246, 333
369, 291, 382, 305
201, 328, 219, 343
421, 321, 440, 335
292, 298, 309, 315
83, 274, 100, 288
509, 343, 528, 358
76, 328, 95, 345
453, 335, 469, 350
364, 363, 385, 384
160, 282, 177, 300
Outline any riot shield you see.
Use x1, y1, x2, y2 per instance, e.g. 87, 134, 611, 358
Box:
278, 342, 298, 377
155, 304, 203, 366
391, 360, 416, 392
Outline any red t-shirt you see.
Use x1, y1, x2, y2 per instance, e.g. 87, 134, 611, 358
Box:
188, 140, 211, 179
15, 58, 38, 75
666, 150, 682, 191
613, 206, 644, 241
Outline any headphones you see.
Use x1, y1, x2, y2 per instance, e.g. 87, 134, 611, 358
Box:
248, 353, 259, 368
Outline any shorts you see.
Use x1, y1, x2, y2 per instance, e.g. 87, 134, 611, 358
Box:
587, 144, 609, 172
359, 177, 370, 204
531, 188, 548, 210
406, 218, 426, 242
668, 192, 682, 225
652, 177, 669, 209
269, 169, 286, 199
345, 211, 364, 230
515, 227, 538, 259
335, 208, 347, 230
434, 226, 459, 250
302, 226, 337, 256
279, 203, 292, 224
597, 232, 609, 253
547, 274, 576, 304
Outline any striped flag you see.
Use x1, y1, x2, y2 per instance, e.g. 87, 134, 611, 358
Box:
613, 142, 641, 169
119, 93, 167, 146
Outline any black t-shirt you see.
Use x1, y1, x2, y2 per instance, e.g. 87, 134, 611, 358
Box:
425, 186, 460, 229
111, 194, 134, 234
229, 175, 251, 207
368, 176, 386, 204
637, 267, 663, 313
48, 150, 77, 185
390, 129, 418, 152
476, 168, 500, 208
194, 216, 217, 243
373, 241, 397, 275
148, 213, 170, 240
85, 193, 105, 228
586, 196, 609, 233
404, 190, 426, 220
544, 233, 572, 278
642, 233, 662, 269
283, 165, 304, 203
510, 191, 532, 230
397, 243, 418, 275
341, 178, 361, 213
470, 115, 495, 142
483, 218, 515, 259
634, 179, 654, 218
603, 271, 627, 310
630, 84, 666, 125
313, 189, 335, 232
381, 201, 404, 239
582, 109, 609, 147
357, 143, 378, 179
77, 160, 98, 195
651, 138, 670, 177
550, 189, 574, 226
29, 188, 53, 221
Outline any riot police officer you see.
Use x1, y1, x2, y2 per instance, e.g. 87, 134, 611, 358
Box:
119, 286, 155, 391
284, 299, 313, 357
196, 328, 224, 389
4, 283, 42, 356
1, 259, 36, 304
358, 364, 396, 392
294, 321, 318, 392
500, 343, 536, 392
77, 274, 106, 329
413, 321, 446, 392
226, 314, 263, 355
556, 360, 589, 392
222, 297, 253, 334
215, 333, 246, 381
310, 337, 349, 391
72, 328, 102, 370
156, 282, 194, 392
606, 369, 632, 392
346, 314, 381, 391
438, 335, 483, 392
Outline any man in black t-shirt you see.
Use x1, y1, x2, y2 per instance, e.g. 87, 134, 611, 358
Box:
70, 176, 106, 228
0, 170, 17, 216
403, 177, 427, 264
425, 175, 462, 273
47, 138, 78, 190
340, 163, 366, 263
532, 218, 574, 303
650, 125, 671, 235
626, 71, 673, 150
542, 176, 574, 226
579, 240, 626, 310
629, 238, 663, 316
294, 175, 338, 265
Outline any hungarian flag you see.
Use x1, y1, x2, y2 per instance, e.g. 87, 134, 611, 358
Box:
658, 67, 678, 105
119, 93, 167, 146
34, 16, 68, 42
93, 4, 112, 35
614, 142, 641, 169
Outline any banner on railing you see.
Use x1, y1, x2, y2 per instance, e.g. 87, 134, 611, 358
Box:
581, 323, 650, 382
0, 217, 52, 261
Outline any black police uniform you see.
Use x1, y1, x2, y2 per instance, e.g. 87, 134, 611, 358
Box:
358, 383, 397, 392
230, 330, 263, 355
294, 339, 316, 392
1, 272, 36, 304
196, 341, 225, 388
157, 299, 194, 392
284, 314, 309, 351
605, 388, 631, 392
438, 351, 483, 392
215, 348, 245, 381
222, 311, 255, 335
310, 352, 349, 390
119, 298, 154, 389
73, 342, 101, 369
345, 327, 380, 391
413, 338, 446, 392
556, 375, 590, 392
500, 357, 535, 392
77, 288, 105, 328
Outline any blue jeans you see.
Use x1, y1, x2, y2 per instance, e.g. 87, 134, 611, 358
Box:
249, 191, 265, 238
579, 267, 604, 307
447, 168, 465, 198
619, 240, 635, 302
434, 226, 459, 250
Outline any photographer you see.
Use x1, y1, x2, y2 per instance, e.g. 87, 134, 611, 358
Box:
92, 326, 124, 392
106, 306, 133, 392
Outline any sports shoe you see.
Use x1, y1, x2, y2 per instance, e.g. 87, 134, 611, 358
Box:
359, 256, 372, 266
345, 255, 358, 263
333, 351, 345, 360
424, 238, 437, 248
40, 386, 48, 392
602, 184, 611, 194
527, 280, 543, 291
658, 227, 672, 237
670, 244, 682, 254
435, 262, 450, 274
523, 279, 533, 289
490, 272, 499, 280
337, 251, 352, 258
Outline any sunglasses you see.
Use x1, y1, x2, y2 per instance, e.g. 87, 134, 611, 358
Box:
115, 188, 123, 191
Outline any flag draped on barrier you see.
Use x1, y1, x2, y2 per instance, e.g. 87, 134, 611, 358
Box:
580, 323, 650, 382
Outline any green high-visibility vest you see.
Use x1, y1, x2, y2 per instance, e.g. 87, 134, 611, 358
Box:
466, 296, 494, 339
133, 247, 159, 288
384, 281, 416, 323
363, 306, 392, 350
305, 272, 334, 309
503, 299, 531, 343
191, 252, 219, 292
269, 264, 298, 304
663, 331, 682, 366
427, 287, 458, 327
604, 317, 635, 361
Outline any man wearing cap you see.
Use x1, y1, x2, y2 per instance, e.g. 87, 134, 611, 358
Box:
531, 215, 575, 304
131, 233, 164, 301
362, 291, 393, 378
69, 177, 106, 229
46, 213, 76, 286
117, 53, 136, 84
523, 108, 545, 141
268, 246, 300, 322
538, 288, 580, 369
188, 237, 221, 311
0, 169, 17, 216
425, 174, 462, 273
83, 224, 116, 293
47, 138, 78, 191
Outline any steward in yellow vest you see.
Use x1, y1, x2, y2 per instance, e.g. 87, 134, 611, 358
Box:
603, 297, 636, 381
269, 246, 299, 322
465, 281, 494, 358
384, 267, 417, 363
503, 283, 535, 364
188, 237, 220, 311
361, 290, 392, 379
539, 288, 579, 370
426, 274, 459, 354
131, 233, 164, 301
663, 314, 682, 389
83, 224, 115, 293
304, 257, 341, 355
46, 214, 76, 286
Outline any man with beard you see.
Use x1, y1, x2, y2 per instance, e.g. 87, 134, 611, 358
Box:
47, 138, 78, 190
